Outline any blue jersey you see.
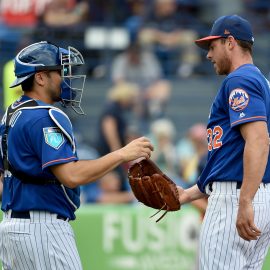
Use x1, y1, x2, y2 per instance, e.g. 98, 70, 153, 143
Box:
0, 95, 80, 220
197, 64, 270, 192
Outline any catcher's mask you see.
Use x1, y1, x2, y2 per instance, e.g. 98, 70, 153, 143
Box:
10, 41, 86, 114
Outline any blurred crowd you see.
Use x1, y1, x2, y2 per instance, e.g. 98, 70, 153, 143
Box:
1, 0, 270, 206
0, 0, 209, 78
1, 0, 270, 78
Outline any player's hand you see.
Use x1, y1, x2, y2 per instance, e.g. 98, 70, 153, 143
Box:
177, 184, 206, 205
236, 200, 261, 241
119, 137, 154, 162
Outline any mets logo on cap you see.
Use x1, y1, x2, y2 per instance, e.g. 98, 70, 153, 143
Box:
229, 88, 249, 111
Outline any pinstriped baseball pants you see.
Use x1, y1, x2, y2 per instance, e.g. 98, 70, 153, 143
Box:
0, 211, 83, 270
199, 182, 270, 270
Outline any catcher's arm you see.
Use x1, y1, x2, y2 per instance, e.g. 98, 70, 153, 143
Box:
51, 137, 153, 188
177, 184, 207, 205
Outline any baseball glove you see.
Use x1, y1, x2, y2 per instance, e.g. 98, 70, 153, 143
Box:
128, 158, 180, 222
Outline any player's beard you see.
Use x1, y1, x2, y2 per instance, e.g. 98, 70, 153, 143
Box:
46, 86, 61, 102
52, 93, 61, 102
46, 73, 62, 102
216, 52, 231, 75
43, 84, 61, 103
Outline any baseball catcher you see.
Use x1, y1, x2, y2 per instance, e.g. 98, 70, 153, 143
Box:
128, 158, 180, 222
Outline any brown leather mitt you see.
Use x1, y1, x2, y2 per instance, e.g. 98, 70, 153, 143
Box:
128, 158, 181, 222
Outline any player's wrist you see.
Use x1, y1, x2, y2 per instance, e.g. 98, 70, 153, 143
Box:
239, 197, 253, 203
239, 195, 253, 205
114, 148, 126, 163
177, 186, 189, 205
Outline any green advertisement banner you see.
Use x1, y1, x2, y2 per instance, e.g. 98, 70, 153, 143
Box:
1, 205, 270, 270
73, 205, 201, 270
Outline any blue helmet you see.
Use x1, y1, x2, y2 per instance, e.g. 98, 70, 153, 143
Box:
11, 41, 86, 114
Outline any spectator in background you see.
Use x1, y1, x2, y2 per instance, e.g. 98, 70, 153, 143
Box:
95, 82, 139, 191
0, 0, 49, 64
111, 42, 171, 132
124, 0, 146, 42
149, 118, 177, 173
147, 118, 189, 188
111, 43, 162, 86
138, 0, 201, 77
36, 0, 90, 55
176, 123, 207, 186
40, 0, 89, 27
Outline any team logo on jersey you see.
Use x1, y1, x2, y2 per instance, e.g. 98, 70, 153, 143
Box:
43, 127, 65, 149
229, 88, 249, 111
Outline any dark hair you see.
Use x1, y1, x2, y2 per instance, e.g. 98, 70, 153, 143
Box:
236, 40, 253, 54
21, 75, 35, 92
220, 38, 253, 54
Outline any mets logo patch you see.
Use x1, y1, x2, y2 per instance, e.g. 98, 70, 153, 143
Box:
229, 88, 249, 111
43, 127, 65, 149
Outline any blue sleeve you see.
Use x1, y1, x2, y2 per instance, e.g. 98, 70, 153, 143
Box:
197, 182, 205, 193
225, 76, 267, 127
0, 156, 3, 173
29, 115, 78, 170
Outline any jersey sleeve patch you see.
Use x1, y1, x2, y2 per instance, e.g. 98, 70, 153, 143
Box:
48, 108, 76, 153
43, 127, 65, 149
229, 88, 249, 111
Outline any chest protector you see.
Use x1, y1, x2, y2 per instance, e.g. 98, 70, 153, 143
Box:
2, 100, 60, 185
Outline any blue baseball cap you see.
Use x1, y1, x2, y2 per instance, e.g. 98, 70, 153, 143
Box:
195, 15, 254, 50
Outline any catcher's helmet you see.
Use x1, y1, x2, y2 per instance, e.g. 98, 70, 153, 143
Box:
10, 41, 86, 114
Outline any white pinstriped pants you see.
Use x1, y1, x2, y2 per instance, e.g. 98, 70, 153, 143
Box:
0, 211, 83, 270
200, 182, 270, 270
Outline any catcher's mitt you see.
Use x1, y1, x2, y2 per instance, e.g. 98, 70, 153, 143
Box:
128, 158, 180, 222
